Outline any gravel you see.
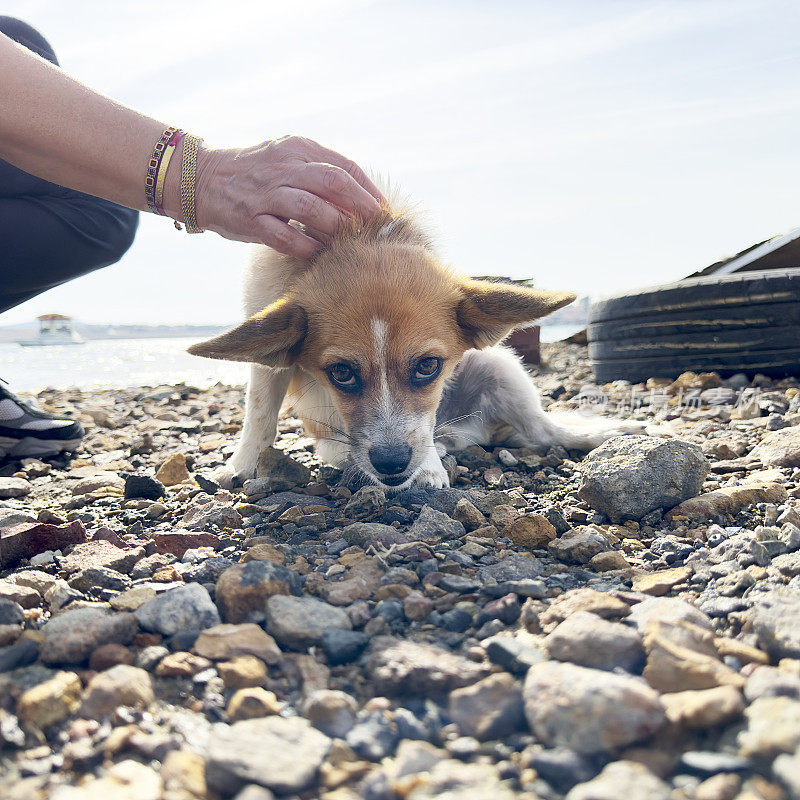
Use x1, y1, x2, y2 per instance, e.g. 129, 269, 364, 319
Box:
0, 342, 798, 799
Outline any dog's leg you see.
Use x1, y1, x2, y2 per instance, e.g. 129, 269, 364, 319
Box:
439, 346, 646, 453
216, 365, 293, 488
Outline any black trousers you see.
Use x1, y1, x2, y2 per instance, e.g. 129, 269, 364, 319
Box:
0, 17, 140, 315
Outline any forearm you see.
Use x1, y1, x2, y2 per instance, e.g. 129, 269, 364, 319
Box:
0, 33, 182, 217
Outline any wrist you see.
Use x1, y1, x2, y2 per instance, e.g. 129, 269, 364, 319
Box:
193, 144, 228, 231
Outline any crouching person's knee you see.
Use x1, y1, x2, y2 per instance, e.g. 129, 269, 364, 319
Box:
100, 205, 140, 267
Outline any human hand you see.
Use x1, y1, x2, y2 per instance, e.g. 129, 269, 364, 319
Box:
189, 135, 384, 258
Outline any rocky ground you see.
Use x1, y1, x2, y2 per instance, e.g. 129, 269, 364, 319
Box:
1, 341, 800, 800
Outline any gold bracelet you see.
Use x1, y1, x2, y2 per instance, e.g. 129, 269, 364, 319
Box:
176, 133, 204, 234
154, 131, 182, 214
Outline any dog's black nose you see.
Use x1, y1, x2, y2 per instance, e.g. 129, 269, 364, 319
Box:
369, 443, 412, 475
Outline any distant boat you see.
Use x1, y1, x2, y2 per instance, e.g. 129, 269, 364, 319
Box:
17, 314, 85, 347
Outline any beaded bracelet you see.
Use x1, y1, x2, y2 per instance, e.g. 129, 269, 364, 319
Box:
144, 126, 179, 214
175, 133, 204, 234
153, 129, 184, 215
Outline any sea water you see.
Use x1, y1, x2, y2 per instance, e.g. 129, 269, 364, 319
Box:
0, 325, 583, 394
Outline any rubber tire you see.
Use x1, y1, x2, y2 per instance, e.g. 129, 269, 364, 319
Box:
588, 269, 800, 383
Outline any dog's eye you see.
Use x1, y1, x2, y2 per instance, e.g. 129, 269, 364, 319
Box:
411, 356, 442, 385
327, 363, 359, 391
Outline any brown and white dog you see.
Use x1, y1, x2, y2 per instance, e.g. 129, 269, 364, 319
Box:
190, 203, 643, 490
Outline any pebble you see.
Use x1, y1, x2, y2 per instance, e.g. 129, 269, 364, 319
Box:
737, 696, 800, 758
134, 584, 220, 635
319, 629, 370, 665
79, 664, 154, 718
205, 716, 331, 795
193, 623, 281, 663
123, 474, 165, 500
544, 610, 644, 671
40, 607, 138, 665
0, 477, 32, 498
565, 760, 672, 800
505, 513, 557, 549
368, 636, 490, 696
751, 587, 800, 659
302, 689, 358, 738
215, 561, 301, 624
661, 685, 745, 728
447, 672, 524, 740
548, 527, 610, 564
255, 446, 311, 489
265, 595, 352, 649
17, 670, 81, 728
226, 687, 281, 721
155, 452, 192, 486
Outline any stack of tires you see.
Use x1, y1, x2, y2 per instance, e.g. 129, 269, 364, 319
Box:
587, 269, 800, 384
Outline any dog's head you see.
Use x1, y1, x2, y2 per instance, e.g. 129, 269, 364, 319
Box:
190, 210, 575, 489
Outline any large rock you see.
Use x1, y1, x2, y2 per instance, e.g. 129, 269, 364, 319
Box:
40, 607, 137, 665
0, 520, 86, 568
367, 637, 490, 697
205, 716, 331, 795
544, 610, 644, 672
578, 436, 708, 522
523, 661, 666, 753
749, 426, 800, 467
134, 584, 220, 635
565, 761, 672, 800
265, 595, 352, 649
79, 664, 154, 718
751, 588, 800, 660
215, 561, 301, 623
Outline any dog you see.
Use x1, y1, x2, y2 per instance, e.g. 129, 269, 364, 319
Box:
189, 202, 644, 490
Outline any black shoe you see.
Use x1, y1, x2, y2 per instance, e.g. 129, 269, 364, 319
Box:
0, 380, 83, 458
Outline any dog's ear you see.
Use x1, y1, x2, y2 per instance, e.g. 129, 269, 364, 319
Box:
187, 299, 308, 367
456, 279, 576, 349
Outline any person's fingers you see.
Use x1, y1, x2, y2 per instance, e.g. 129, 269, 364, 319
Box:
270, 187, 350, 236
303, 224, 332, 246
289, 163, 382, 221
255, 215, 322, 259
290, 138, 386, 204
316, 149, 386, 204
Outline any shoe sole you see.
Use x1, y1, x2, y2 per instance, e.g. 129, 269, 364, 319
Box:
0, 435, 83, 458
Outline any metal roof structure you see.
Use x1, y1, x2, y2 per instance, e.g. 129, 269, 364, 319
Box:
689, 227, 800, 278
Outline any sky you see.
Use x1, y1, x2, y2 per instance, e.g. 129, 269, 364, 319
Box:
4, 0, 800, 326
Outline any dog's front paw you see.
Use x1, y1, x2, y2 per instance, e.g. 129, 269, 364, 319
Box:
413, 457, 450, 489
210, 464, 238, 491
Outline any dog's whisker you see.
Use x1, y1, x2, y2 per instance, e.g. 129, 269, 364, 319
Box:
434, 411, 483, 431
